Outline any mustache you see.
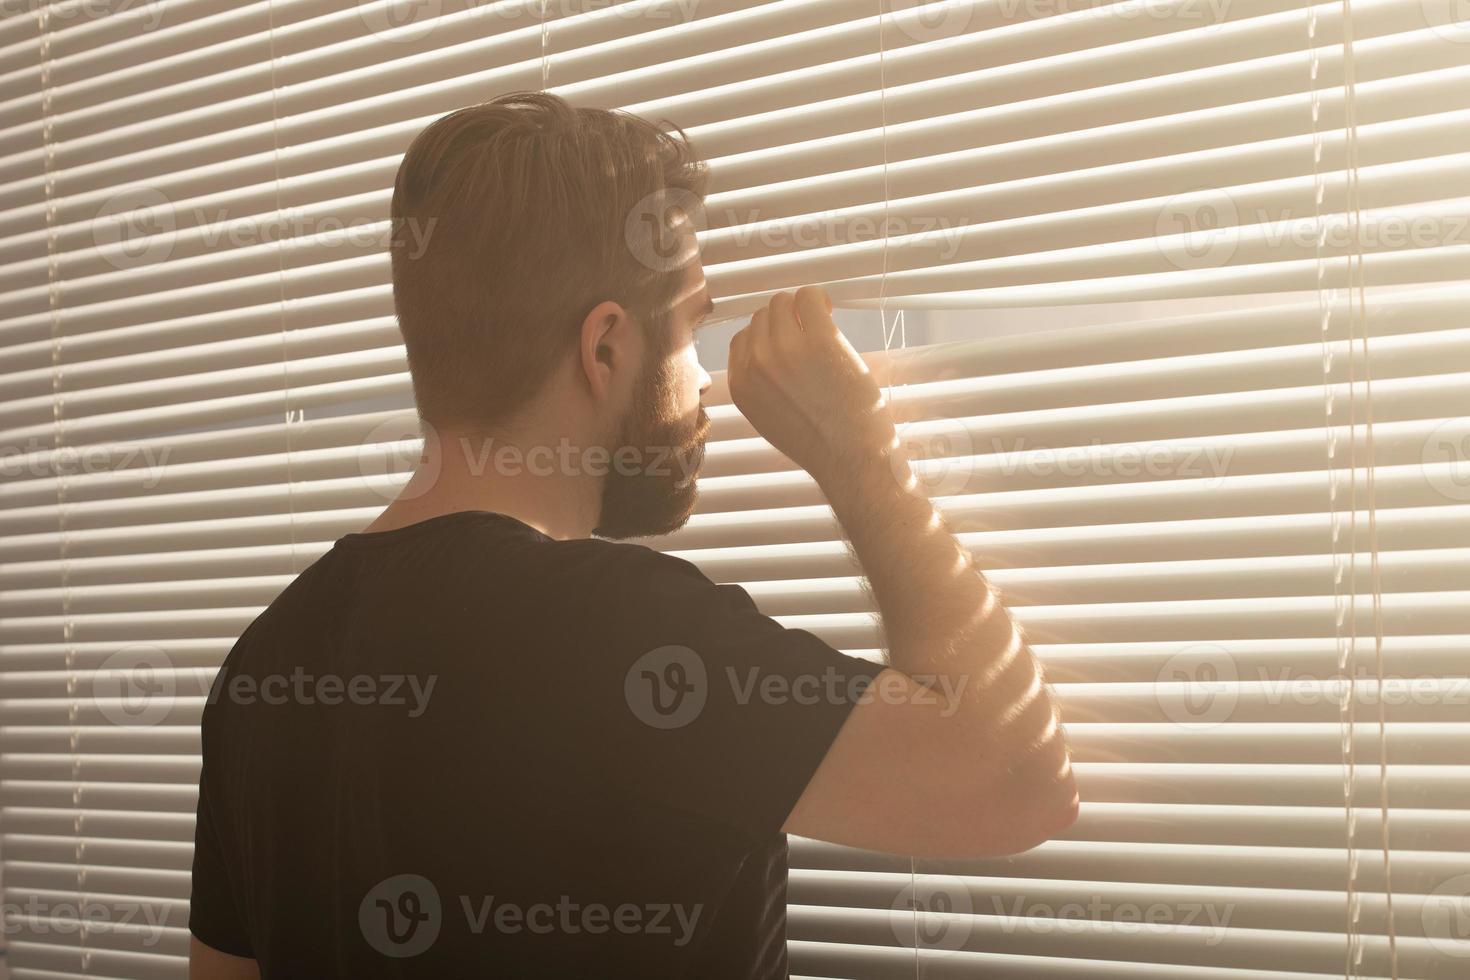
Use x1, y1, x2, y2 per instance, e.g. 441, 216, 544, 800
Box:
671, 408, 711, 488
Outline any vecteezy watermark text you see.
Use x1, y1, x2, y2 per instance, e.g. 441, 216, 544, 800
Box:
208, 667, 437, 718
359, 874, 702, 958
0, 896, 173, 947
624, 646, 968, 729
92, 646, 437, 726
460, 895, 701, 946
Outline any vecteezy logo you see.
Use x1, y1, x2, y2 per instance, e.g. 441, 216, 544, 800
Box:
1155, 188, 1241, 270
1422, 418, 1470, 502
892, 416, 976, 498
624, 645, 707, 729
889, 876, 975, 953
888, 0, 976, 42
1424, 873, 1470, 957
359, 0, 443, 42
1156, 642, 1239, 729
1421, 0, 1470, 43
94, 645, 176, 727
357, 415, 437, 501
360, 874, 442, 958
624, 187, 707, 274
92, 186, 176, 269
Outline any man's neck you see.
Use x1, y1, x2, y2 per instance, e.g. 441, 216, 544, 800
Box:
362, 427, 602, 542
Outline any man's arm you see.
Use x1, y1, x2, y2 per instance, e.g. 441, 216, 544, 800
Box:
189, 937, 260, 980
727, 286, 1077, 859
783, 446, 1077, 858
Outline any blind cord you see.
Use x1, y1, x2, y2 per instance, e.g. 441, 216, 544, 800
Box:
869, 0, 921, 971
1307, 0, 1397, 974
1305, 5, 1364, 974
36, 3, 89, 970
1340, 0, 1398, 969
265, 0, 300, 578
540, 0, 550, 90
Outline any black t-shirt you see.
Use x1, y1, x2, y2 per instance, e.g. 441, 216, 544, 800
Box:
190, 510, 878, 978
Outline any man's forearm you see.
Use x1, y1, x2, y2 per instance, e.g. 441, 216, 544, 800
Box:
817, 444, 1077, 796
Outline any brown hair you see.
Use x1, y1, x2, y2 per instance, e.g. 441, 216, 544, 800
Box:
389, 91, 709, 432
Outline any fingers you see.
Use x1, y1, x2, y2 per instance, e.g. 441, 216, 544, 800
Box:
769, 291, 798, 334
730, 304, 769, 391
728, 320, 750, 379
734, 286, 829, 379
766, 291, 803, 358
793, 284, 835, 336
748, 305, 771, 360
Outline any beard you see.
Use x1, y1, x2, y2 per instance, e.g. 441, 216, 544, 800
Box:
592, 348, 710, 541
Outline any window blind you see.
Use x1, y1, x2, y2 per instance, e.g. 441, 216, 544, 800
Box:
0, 0, 1465, 978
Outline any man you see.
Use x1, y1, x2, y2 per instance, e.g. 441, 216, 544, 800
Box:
189, 91, 1077, 979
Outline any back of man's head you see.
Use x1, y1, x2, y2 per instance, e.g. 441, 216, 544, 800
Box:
389, 92, 709, 434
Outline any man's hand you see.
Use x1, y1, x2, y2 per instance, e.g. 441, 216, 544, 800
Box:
728, 286, 898, 484
732, 285, 1079, 859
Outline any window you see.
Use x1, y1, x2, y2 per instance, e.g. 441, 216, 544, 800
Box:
1, 0, 1465, 976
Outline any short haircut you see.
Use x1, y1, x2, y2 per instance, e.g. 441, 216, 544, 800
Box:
389, 91, 709, 431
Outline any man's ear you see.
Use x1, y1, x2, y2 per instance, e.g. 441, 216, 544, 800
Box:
578, 299, 635, 401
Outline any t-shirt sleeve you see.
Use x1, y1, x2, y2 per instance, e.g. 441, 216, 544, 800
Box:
188, 775, 253, 957
564, 543, 882, 846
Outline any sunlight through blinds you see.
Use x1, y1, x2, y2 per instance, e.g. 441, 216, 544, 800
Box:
0, 0, 1466, 977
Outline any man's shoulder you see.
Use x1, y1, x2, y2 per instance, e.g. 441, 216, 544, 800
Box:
516, 535, 735, 629
530, 533, 707, 582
